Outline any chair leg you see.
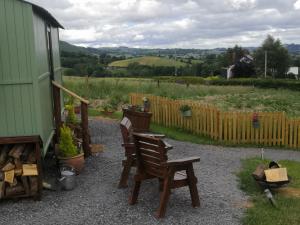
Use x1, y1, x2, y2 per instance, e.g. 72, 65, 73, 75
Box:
129, 180, 141, 205
187, 164, 200, 207
118, 159, 133, 188
158, 178, 163, 192
156, 178, 172, 218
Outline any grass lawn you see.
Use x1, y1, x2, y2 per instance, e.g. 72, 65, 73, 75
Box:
64, 77, 300, 117
238, 158, 300, 225
108, 56, 187, 68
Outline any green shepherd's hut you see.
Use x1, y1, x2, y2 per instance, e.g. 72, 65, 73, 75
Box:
0, 0, 64, 155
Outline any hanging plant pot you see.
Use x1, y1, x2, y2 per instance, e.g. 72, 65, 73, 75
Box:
179, 104, 192, 117
181, 110, 192, 117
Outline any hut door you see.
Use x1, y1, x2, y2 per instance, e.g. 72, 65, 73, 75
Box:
46, 26, 54, 80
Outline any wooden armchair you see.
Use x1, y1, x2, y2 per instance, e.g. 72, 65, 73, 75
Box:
118, 117, 167, 188
129, 133, 200, 218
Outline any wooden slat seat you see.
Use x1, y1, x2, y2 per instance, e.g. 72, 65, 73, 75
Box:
118, 117, 169, 188
129, 133, 201, 218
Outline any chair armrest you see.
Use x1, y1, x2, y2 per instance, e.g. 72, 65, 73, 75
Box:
163, 157, 200, 167
122, 143, 135, 148
138, 133, 166, 138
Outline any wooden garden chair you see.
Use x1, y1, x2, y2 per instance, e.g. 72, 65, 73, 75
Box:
118, 117, 167, 188
129, 133, 200, 218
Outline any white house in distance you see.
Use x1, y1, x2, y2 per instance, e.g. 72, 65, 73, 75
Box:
287, 67, 299, 79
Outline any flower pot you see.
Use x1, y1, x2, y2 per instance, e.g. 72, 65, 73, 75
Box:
181, 110, 192, 117
74, 106, 81, 114
253, 121, 260, 129
102, 110, 114, 116
58, 152, 85, 174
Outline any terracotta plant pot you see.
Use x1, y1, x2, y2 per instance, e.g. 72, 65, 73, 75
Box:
58, 153, 85, 174
74, 106, 81, 114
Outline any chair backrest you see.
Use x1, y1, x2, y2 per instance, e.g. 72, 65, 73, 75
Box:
133, 133, 168, 178
120, 117, 133, 144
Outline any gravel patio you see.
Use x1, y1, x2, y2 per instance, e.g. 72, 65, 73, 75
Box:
1, 118, 300, 225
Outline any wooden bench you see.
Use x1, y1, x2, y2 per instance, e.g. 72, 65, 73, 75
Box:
129, 133, 200, 218
118, 117, 167, 188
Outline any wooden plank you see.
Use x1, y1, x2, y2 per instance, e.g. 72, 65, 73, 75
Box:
298, 122, 300, 148
233, 113, 237, 144
52, 81, 89, 104
293, 120, 298, 148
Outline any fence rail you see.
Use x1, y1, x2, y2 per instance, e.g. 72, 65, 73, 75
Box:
130, 93, 300, 149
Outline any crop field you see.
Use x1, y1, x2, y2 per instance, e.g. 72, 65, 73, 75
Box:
64, 77, 300, 117
108, 56, 187, 68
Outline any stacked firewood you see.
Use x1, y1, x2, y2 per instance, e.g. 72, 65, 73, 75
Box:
0, 144, 38, 199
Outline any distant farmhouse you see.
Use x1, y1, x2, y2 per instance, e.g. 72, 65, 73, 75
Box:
227, 55, 255, 79
287, 67, 299, 80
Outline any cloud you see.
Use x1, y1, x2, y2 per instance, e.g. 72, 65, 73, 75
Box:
26, 0, 300, 48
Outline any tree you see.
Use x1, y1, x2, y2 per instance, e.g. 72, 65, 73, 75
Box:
254, 35, 291, 78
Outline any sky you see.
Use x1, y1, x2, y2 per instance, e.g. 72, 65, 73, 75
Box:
27, 0, 300, 49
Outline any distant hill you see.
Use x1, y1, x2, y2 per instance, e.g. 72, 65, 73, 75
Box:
108, 56, 187, 68
59, 41, 90, 54
59, 41, 300, 57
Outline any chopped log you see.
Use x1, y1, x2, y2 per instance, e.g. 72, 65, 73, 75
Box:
14, 169, 22, 176
252, 164, 267, 181
9, 144, 25, 159
29, 177, 38, 195
0, 181, 5, 199
14, 158, 22, 170
9, 178, 18, 187
265, 168, 288, 182
4, 170, 15, 184
5, 183, 25, 197
0, 145, 10, 168
21, 177, 30, 195
22, 164, 38, 176
26, 151, 36, 164
2, 162, 15, 172
21, 144, 33, 162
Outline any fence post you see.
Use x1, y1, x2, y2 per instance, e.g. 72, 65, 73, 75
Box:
81, 102, 91, 157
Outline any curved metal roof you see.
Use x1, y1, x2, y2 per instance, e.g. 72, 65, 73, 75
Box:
22, 0, 64, 29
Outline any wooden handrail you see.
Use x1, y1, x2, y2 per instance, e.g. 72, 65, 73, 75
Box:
52, 81, 89, 104
52, 80, 91, 157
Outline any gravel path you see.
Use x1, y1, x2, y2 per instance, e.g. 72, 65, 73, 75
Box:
1, 118, 300, 225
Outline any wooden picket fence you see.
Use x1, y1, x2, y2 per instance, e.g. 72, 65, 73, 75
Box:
130, 93, 300, 149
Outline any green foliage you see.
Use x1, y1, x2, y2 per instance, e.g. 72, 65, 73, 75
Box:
58, 125, 78, 157
65, 105, 78, 125
254, 35, 291, 78
109, 56, 187, 68
64, 77, 300, 117
238, 158, 300, 225
209, 78, 300, 91
179, 104, 191, 112
150, 123, 217, 145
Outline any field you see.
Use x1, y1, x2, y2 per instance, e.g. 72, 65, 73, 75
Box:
64, 77, 300, 118
108, 56, 187, 68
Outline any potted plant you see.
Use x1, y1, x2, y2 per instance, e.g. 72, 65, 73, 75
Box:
180, 105, 192, 117
143, 97, 150, 112
65, 104, 82, 139
57, 125, 85, 174
102, 103, 115, 116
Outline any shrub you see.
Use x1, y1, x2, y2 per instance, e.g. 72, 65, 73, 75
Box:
65, 105, 78, 125
59, 125, 78, 157
208, 78, 300, 91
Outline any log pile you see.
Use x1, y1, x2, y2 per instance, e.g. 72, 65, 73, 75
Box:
0, 143, 39, 199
